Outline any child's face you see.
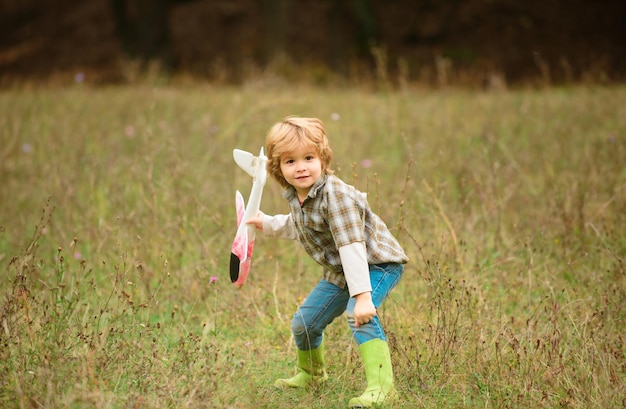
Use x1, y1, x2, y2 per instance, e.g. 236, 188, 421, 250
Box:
279, 144, 322, 200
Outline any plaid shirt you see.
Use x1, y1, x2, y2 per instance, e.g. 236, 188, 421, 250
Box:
275, 174, 408, 289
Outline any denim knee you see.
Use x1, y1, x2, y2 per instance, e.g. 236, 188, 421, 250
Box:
291, 310, 323, 350
291, 311, 306, 337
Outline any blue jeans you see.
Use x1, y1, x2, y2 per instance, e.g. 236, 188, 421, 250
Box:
290, 263, 404, 350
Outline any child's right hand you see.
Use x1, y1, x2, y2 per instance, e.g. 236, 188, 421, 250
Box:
246, 213, 264, 231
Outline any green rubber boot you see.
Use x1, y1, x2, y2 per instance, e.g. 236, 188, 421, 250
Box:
348, 339, 398, 408
274, 342, 328, 389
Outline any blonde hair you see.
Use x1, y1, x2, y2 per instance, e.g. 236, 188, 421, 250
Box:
265, 116, 334, 188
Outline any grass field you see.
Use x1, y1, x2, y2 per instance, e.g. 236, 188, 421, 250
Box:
1, 84, 625, 408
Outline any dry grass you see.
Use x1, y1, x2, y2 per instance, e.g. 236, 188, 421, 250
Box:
0, 84, 624, 408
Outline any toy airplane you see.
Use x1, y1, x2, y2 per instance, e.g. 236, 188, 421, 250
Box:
230, 147, 267, 287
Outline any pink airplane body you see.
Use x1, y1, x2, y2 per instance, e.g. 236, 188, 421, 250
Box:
230, 148, 267, 287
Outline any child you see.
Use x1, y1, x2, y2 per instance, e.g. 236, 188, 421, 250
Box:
246, 116, 408, 408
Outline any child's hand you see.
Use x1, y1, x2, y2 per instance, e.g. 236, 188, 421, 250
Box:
353, 291, 376, 327
246, 213, 264, 231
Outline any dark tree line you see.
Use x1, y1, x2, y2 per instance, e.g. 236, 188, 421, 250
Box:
110, 0, 381, 72
110, 0, 191, 70
1, 0, 624, 84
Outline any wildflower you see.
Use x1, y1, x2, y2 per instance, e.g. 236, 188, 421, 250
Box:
209, 276, 218, 284
361, 159, 373, 168
330, 113, 340, 121
74, 72, 85, 83
22, 143, 32, 153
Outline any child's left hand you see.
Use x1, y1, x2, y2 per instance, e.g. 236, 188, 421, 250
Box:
353, 292, 377, 327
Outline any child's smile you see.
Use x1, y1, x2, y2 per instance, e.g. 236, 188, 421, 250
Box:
280, 145, 322, 201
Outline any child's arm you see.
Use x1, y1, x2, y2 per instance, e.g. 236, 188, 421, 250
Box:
339, 242, 377, 327
247, 212, 297, 240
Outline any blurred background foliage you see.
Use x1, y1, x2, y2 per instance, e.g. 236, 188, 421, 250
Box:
1, 0, 625, 87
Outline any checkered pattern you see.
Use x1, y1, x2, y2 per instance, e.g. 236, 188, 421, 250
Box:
283, 174, 408, 289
